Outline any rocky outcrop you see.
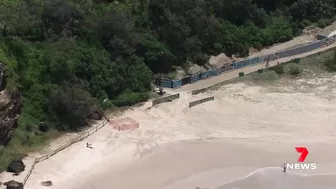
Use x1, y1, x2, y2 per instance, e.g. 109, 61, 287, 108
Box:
3, 180, 23, 189
41, 180, 53, 187
0, 63, 22, 146
0, 93, 22, 146
6, 160, 25, 174
87, 105, 104, 120
38, 122, 50, 133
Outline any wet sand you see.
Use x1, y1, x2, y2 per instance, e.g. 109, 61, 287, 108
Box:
74, 139, 336, 189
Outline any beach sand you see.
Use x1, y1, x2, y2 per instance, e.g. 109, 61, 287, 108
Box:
73, 140, 336, 189
18, 66, 336, 189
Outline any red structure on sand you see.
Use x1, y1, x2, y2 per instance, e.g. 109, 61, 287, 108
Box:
109, 117, 139, 130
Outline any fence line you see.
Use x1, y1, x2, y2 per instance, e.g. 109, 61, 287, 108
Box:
22, 120, 109, 186
157, 35, 336, 89
189, 96, 215, 108
152, 93, 180, 106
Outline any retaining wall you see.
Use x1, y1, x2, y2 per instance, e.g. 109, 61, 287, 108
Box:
189, 96, 215, 108
152, 93, 180, 106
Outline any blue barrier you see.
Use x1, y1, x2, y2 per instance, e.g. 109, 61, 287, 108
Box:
239, 60, 245, 68
172, 79, 182, 88
233, 61, 240, 69
260, 55, 268, 62
219, 65, 227, 73
250, 57, 260, 64
160, 80, 172, 88
201, 70, 211, 79
240, 61, 245, 68
210, 68, 220, 76
242, 59, 250, 67
191, 74, 201, 83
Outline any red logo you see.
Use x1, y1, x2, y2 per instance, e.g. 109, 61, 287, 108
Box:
295, 147, 309, 162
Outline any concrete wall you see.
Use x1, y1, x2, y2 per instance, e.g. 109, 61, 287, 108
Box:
152, 93, 180, 106
189, 96, 215, 108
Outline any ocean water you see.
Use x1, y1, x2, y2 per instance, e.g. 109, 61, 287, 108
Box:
217, 167, 336, 189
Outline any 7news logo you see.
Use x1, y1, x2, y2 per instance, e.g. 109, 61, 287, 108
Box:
286, 147, 317, 170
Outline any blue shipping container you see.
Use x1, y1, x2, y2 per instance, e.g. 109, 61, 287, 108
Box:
160, 80, 172, 88
210, 69, 219, 76
172, 80, 182, 88
201, 71, 211, 79
233, 62, 240, 69
250, 57, 260, 64
191, 74, 201, 83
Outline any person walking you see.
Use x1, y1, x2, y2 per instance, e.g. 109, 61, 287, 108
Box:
283, 163, 287, 172
265, 55, 270, 68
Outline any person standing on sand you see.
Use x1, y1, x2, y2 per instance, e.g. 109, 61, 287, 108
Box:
283, 163, 287, 172
265, 55, 270, 68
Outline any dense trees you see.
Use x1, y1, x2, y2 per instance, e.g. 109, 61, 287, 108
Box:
0, 0, 335, 170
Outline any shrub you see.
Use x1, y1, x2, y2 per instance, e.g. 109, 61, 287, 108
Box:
270, 64, 284, 74
324, 59, 336, 71
239, 72, 244, 77
258, 68, 264, 73
113, 91, 149, 107
286, 63, 301, 76
251, 70, 278, 81
324, 50, 336, 71
100, 99, 115, 110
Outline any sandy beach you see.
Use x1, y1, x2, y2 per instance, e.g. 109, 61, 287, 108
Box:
16, 62, 336, 189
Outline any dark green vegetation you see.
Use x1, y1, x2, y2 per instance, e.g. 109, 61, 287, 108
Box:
269, 64, 285, 74
0, 0, 336, 171
287, 63, 302, 76
324, 49, 336, 71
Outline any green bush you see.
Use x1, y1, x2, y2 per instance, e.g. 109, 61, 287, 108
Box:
286, 63, 301, 76
294, 58, 300, 64
270, 64, 284, 74
251, 70, 278, 81
100, 99, 115, 110
258, 68, 264, 73
324, 50, 336, 71
316, 18, 334, 28
324, 59, 336, 71
113, 91, 149, 107
239, 72, 244, 77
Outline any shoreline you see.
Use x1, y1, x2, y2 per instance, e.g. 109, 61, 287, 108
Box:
162, 166, 336, 189
68, 138, 336, 189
